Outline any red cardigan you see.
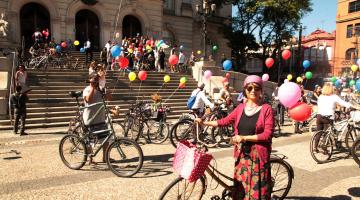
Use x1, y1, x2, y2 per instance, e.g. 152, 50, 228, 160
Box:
217, 103, 274, 165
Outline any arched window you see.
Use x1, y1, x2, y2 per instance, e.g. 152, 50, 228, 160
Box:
345, 48, 356, 60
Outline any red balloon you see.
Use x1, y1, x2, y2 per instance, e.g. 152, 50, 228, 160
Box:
222, 77, 228, 83
119, 57, 129, 69
179, 82, 186, 88
146, 40, 151, 45
225, 73, 231, 79
138, 70, 147, 81
169, 55, 179, 65
289, 102, 312, 122
265, 58, 274, 68
282, 50, 291, 60
61, 42, 67, 48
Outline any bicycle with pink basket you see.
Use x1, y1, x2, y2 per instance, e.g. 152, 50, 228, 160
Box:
159, 122, 293, 200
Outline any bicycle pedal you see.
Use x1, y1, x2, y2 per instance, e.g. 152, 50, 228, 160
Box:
210, 195, 221, 200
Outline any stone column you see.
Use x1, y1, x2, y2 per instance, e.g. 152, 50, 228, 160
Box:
0, 55, 13, 120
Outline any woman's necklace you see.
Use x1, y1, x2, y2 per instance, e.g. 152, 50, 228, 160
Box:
245, 103, 262, 116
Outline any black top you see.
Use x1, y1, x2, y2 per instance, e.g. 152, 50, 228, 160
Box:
10, 93, 28, 112
237, 110, 261, 136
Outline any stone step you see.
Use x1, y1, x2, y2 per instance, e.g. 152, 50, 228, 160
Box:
28, 88, 194, 94
28, 92, 192, 99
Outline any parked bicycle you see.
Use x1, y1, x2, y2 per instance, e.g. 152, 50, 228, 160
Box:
59, 90, 144, 177
310, 110, 360, 164
351, 137, 360, 167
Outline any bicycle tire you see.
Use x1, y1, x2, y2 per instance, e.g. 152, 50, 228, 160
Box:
345, 126, 360, 150
106, 137, 144, 177
123, 115, 141, 142
146, 119, 169, 144
158, 176, 206, 200
170, 119, 194, 148
270, 158, 293, 200
310, 131, 333, 164
273, 119, 281, 138
59, 134, 87, 170
351, 138, 360, 167
308, 119, 317, 135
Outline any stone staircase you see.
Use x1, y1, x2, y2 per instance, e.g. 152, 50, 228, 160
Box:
0, 69, 197, 130
68, 51, 101, 68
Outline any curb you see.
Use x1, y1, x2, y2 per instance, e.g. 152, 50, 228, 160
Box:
0, 137, 62, 147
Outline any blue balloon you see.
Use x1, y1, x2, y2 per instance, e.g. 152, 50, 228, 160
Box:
180, 45, 184, 50
80, 47, 85, 53
111, 45, 121, 57
303, 60, 311, 69
335, 79, 342, 88
56, 45, 61, 53
223, 60, 232, 71
356, 79, 360, 91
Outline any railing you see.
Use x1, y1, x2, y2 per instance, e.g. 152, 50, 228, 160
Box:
8, 52, 17, 125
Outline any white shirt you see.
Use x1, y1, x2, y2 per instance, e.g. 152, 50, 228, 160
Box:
317, 95, 351, 117
105, 43, 111, 52
84, 41, 91, 49
191, 89, 214, 112
82, 86, 105, 125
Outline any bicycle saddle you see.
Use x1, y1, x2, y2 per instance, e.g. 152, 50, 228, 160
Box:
69, 91, 83, 98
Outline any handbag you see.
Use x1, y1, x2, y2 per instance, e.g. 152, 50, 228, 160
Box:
172, 140, 213, 182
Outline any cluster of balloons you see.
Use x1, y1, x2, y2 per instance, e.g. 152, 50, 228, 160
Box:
128, 71, 148, 82
203, 70, 212, 81
179, 76, 187, 88
223, 60, 232, 71
278, 82, 312, 122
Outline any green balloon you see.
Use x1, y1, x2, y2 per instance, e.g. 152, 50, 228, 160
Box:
212, 45, 218, 51
350, 80, 356, 86
305, 71, 313, 79
331, 76, 337, 83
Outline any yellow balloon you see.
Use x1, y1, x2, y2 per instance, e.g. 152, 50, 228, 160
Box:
351, 65, 358, 72
74, 40, 79, 46
128, 72, 136, 82
197, 50, 202, 55
180, 77, 187, 84
164, 75, 171, 83
287, 74, 293, 81
296, 77, 303, 83
128, 48, 134, 54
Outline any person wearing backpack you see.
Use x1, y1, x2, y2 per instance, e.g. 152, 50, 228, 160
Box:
188, 83, 214, 117
10, 85, 29, 136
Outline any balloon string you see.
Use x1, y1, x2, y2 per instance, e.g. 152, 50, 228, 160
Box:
111, 72, 121, 94
136, 81, 142, 101
156, 83, 165, 94
113, 0, 123, 40
164, 87, 179, 103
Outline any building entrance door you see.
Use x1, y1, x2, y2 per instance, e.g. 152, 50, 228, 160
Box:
75, 10, 100, 51
122, 15, 142, 38
20, 3, 50, 49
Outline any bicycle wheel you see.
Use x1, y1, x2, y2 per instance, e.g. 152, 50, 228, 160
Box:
351, 138, 360, 167
310, 131, 333, 164
308, 119, 317, 135
106, 137, 144, 177
158, 176, 206, 200
170, 119, 195, 148
146, 119, 169, 144
123, 115, 141, 142
270, 158, 293, 200
345, 126, 360, 149
273, 118, 281, 138
59, 134, 87, 170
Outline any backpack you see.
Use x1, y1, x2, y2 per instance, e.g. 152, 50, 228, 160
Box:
187, 91, 200, 109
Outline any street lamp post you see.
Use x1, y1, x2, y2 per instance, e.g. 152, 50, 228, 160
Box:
196, 0, 216, 61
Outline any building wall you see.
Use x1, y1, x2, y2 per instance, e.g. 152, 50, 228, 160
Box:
335, 0, 360, 75
0, 0, 231, 63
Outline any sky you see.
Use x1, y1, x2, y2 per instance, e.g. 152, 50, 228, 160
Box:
232, 0, 338, 36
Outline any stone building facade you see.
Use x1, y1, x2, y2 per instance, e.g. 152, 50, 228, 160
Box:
0, 0, 231, 62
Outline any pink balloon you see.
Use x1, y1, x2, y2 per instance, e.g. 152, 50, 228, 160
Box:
204, 70, 212, 80
262, 74, 269, 82
265, 58, 274, 68
222, 77, 228, 83
278, 82, 301, 108
225, 72, 231, 79
138, 70, 147, 81
169, 55, 179, 65
282, 50, 291, 60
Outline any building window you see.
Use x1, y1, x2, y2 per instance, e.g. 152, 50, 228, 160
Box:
345, 48, 356, 60
355, 23, 360, 36
349, 0, 360, 13
347, 24, 353, 38
164, 0, 175, 14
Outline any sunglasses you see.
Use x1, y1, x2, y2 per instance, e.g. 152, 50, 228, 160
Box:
246, 85, 261, 92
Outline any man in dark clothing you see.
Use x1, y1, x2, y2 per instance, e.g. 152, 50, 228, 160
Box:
10, 85, 28, 136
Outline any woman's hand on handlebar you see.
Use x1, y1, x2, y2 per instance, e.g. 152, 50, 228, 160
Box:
230, 135, 245, 144
194, 118, 203, 124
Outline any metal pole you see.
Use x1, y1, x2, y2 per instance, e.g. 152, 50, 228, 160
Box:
297, 25, 303, 77
203, 15, 207, 61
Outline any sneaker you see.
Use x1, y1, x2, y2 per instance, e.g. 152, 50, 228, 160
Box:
20, 132, 28, 136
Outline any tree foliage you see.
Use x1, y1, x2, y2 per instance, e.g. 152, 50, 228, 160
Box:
219, 0, 312, 73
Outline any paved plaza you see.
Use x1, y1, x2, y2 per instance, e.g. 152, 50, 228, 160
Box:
0, 125, 359, 200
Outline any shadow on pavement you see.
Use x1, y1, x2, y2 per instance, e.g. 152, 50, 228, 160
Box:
348, 187, 360, 197
134, 153, 173, 178
285, 195, 352, 200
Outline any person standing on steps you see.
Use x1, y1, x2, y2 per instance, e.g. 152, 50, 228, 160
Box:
84, 38, 93, 66
10, 85, 29, 136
